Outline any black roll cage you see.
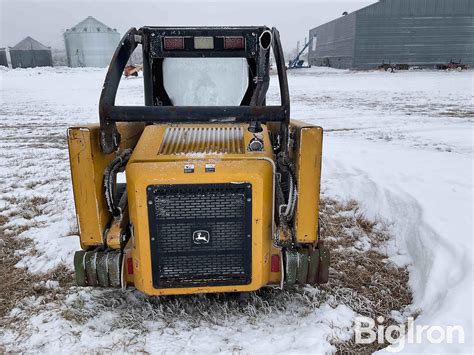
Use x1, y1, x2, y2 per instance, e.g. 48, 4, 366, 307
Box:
99, 26, 290, 154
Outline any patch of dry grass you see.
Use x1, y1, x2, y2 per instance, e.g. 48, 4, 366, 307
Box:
439, 110, 474, 118
1, 196, 414, 354
0, 205, 74, 323
318, 197, 414, 353
56, 198, 413, 353
4, 195, 50, 220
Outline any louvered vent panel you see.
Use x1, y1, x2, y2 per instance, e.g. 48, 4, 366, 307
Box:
159, 127, 245, 155
147, 183, 253, 288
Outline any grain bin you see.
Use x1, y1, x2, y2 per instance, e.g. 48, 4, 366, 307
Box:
64, 16, 120, 67
0, 48, 8, 67
9, 37, 53, 68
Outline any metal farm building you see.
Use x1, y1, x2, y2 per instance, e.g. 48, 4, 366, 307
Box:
308, 0, 474, 69
9, 37, 53, 68
0, 49, 8, 67
64, 16, 120, 67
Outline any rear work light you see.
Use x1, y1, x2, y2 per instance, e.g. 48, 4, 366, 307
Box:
271, 254, 280, 272
224, 36, 245, 49
163, 37, 185, 50
127, 257, 134, 274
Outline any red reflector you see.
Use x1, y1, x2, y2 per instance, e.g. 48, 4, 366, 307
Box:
163, 37, 184, 50
127, 257, 134, 274
271, 254, 280, 272
224, 36, 245, 49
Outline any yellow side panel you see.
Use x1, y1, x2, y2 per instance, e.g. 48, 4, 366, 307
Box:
126, 159, 274, 296
290, 120, 323, 244
67, 123, 144, 248
68, 127, 111, 248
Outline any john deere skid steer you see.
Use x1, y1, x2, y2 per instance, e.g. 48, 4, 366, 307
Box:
67, 26, 329, 296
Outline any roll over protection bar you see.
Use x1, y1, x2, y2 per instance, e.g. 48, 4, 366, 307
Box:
98, 26, 290, 154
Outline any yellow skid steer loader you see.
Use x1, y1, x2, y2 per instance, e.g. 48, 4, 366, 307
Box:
67, 26, 329, 296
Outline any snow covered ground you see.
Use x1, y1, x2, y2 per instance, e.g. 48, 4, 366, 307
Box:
0, 66, 472, 353
287, 68, 473, 353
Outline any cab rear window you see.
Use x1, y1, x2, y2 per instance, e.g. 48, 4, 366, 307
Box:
162, 58, 249, 106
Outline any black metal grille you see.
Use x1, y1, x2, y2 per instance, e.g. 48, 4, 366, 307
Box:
147, 183, 252, 288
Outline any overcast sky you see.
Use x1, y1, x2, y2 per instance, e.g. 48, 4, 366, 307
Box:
0, 0, 374, 52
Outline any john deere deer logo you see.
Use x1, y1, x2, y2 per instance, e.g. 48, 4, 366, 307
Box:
192, 230, 210, 244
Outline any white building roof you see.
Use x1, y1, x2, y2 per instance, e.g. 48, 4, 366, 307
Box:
12, 36, 50, 51
66, 16, 117, 34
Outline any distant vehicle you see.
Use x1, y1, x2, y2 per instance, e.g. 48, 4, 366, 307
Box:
437, 60, 469, 71
378, 59, 468, 72
123, 64, 143, 77
288, 38, 312, 69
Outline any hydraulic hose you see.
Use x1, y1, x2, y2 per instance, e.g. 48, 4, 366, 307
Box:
280, 171, 297, 222
104, 148, 132, 217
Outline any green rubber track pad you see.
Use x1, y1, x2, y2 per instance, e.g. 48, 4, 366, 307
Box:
107, 252, 122, 288
84, 251, 99, 287
96, 252, 110, 287
307, 249, 320, 285
296, 249, 309, 284
318, 245, 330, 284
285, 250, 298, 286
73, 251, 87, 286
